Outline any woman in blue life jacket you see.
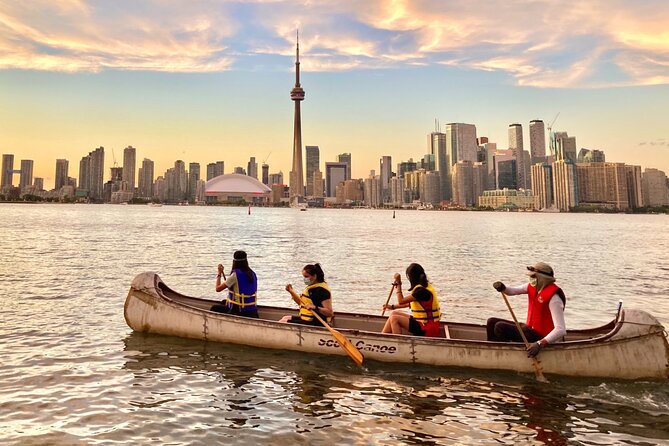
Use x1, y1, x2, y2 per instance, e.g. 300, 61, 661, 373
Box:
211, 250, 259, 318
279, 263, 334, 327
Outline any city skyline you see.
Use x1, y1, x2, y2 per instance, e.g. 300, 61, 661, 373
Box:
1, 2, 669, 188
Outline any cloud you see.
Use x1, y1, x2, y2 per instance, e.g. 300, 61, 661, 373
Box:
639, 139, 669, 147
1, 0, 668, 87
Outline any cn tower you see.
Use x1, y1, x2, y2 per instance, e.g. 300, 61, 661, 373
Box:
289, 31, 305, 198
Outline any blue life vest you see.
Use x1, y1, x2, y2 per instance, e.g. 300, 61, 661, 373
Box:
226, 268, 258, 313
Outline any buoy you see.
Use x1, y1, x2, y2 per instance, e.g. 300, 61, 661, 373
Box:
393, 210, 396, 219
248, 204, 251, 215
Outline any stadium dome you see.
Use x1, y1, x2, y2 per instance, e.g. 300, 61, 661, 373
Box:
205, 174, 271, 203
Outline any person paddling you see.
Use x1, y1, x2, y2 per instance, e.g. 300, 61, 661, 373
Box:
487, 262, 566, 357
382, 263, 442, 337
211, 250, 259, 318
279, 263, 334, 326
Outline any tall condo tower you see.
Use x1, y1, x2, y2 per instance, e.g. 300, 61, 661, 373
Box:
289, 31, 305, 198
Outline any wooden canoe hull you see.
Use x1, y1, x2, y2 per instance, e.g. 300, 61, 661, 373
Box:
124, 272, 669, 380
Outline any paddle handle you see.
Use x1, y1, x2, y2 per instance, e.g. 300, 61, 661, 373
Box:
500, 292, 549, 383
381, 283, 396, 316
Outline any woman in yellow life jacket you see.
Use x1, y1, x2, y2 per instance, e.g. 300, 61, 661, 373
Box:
382, 263, 442, 337
279, 263, 334, 327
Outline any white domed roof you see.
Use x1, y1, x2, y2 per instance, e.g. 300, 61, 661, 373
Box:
205, 174, 272, 194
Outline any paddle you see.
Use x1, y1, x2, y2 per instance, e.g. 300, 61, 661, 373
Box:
297, 295, 364, 367
500, 292, 549, 383
381, 283, 396, 316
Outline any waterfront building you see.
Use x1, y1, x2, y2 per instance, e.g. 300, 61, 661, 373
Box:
123, 146, 136, 193
337, 153, 351, 180
336, 178, 363, 204
641, 168, 669, 206
452, 161, 474, 206
552, 159, 578, 211
508, 123, 527, 189
89, 147, 105, 200
262, 164, 269, 186
247, 157, 258, 179
207, 161, 225, 180
55, 159, 69, 191
1, 154, 13, 190
312, 170, 324, 197
554, 132, 577, 162
480, 142, 498, 190
195, 179, 206, 203
531, 163, 554, 210
325, 162, 348, 197
625, 165, 643, 209
110, 166, 123, 197
420, 170, 441, 205
478, 189, 535, 210
363, 174, 381, 207
379, 155, 392, 202
529, 120, 546, 164
205, 174, 272, 204
188, 163, 200, 201
403, 169, 421, 203
576, 162, 630, 210
78, 155, 90, 196
390, 176, 406, 206
269, 172, 284, 186
34, 177, 44, 191
154, 176, 167, 202
305, 145, 319, 196
397, 159, 417, 179
138, 158, 154, 199
289, 33, 305, 198
493, 150, 517, 190
271, 184, 288, 204
429, 131, 449, 200
19, 160, 33, 191
577, 148, 606, 163
446, 123, 478, 165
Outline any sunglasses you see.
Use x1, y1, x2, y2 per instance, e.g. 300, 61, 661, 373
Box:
527, 266, 554, 277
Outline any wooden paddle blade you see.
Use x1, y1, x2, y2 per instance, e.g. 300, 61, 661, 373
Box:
532, 358, 549, 383
329, 328, 364, 366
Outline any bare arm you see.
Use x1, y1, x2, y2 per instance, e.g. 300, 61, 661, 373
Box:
382, 273, 416, 310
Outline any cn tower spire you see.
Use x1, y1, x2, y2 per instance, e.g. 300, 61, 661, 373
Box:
289, 29, 305, 198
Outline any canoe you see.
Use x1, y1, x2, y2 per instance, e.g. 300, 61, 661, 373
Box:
124, 272, 669, 380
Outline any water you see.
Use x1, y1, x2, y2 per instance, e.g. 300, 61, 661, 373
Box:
1, 204, 668, 445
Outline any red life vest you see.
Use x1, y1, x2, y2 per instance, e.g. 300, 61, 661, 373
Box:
409, 283, 441, 338
526, 283, 565, 337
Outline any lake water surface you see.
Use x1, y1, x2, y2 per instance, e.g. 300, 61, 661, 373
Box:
1, 204, 668, 445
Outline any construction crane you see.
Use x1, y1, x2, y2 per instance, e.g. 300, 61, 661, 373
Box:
546, 112, 560, 156
262, 151, 272, 165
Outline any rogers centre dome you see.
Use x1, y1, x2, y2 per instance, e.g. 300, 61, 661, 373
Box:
205, 174, 272, 203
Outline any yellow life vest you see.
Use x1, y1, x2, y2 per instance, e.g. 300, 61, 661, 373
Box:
409, 283, 441, 323
299, 282, 333, 323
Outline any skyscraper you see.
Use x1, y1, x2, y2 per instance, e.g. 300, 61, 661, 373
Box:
554, 132, 577, 162
247, 157, 258, 179
262, 163, 269, 185
642, 168, 669, 206
379, 155, 392, 201
123, 146, 136, 192
138, 158, 154, 199
529, 120, 546, 164
576, 162, 629, 210
531, 163, 553, 210
34, 177, 44, 191
305, 145, 320, 196
325, 162, 347, 197
289, 32, 305, 198
19, 160, 33, 190
55, 159, 69, 191
1, 154, 14, 189
445, 123, 478, 165
89, 147, 105, 200
552, 159, 578, 211
508, 123, 526, 189
337, 153, 352, 180
79, 155, 91, 194
188, 162, 200, 201
429, 131, 449, 200
207, 161, 225, 180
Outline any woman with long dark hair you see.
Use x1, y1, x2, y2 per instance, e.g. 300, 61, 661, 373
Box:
211, 250, 259, 318
279, 263, 334, 326
382, 263, 442, 337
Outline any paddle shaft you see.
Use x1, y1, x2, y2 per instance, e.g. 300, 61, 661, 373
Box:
381, 283, 396, 316
296, 295, 364, 367
500, 292, 548, 383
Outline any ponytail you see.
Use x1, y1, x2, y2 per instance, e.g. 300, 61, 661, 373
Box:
406, 263, 428, 289
303, 263, 325, 283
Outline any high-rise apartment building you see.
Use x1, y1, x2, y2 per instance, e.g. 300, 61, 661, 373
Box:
576, 162, 630, 210
34, 177, 44, 191
529, 120, 546, 164
480, 142, 498, 190
552, 159, 578, 211
262, 164, 269, 185
305, 145, 320, 196
188, 163, 200, 201
312, 170, 324, 197
364, 174, 381, 207
397, 159, 417, 179
337, 153, 352, 180
554, 132, 577, 162
123, 146, 136, 192
325, 162, 348, 197
452, 161, 474, 206
207, 161, 225, 180
379, 155, 392, 201
641, 168, 669, 206
531, 163, 554, 210
138, 158, 154, 199
390, 176, 406, 206
1, 154, 14, 189
55, 159, 69, 191
269, 172, 284, 186
446, 123, 478, 165
247, 157, 258, 179
508, 123, 527, 189
421, 171, 441, 205
19, 160, 33, 190
336, 179, 363, 204
88, 147, 105, 200
429, 131, 449, 200
79, 155, 91, 194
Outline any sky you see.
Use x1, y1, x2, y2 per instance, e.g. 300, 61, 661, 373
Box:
1, 0, 668, 189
